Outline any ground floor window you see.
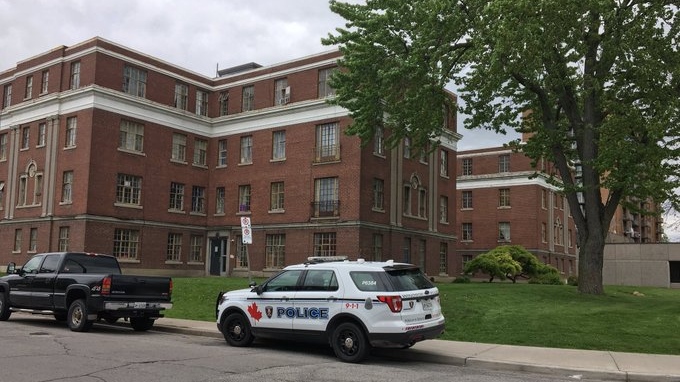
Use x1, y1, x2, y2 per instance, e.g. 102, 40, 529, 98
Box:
265, 234, 285, 268
313, 232, 336, 257
114, 228, 139, 260
670, 261, 680, 283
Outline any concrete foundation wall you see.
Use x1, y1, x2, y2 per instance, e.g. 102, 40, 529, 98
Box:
603, 243, 680, 288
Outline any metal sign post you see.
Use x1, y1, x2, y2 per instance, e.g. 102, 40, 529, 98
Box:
240, 217, 253, 283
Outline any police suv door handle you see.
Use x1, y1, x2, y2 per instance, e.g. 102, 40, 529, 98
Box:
327, 296, 337, 302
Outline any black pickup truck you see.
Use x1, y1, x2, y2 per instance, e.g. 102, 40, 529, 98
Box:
0, 252, 172, 332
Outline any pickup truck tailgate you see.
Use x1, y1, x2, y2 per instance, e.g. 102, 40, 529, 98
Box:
108, 274, 172, 300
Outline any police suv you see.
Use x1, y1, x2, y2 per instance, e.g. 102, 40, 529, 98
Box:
215, 257, 445, 363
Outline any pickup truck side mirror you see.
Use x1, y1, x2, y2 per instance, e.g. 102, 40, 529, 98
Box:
6, 262, 16, 275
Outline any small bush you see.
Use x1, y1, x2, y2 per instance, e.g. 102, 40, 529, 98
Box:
567, 275, 578, 286
453, 275, 471, 283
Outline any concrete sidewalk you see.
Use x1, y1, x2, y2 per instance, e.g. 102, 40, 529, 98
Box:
153, 317, 680, 382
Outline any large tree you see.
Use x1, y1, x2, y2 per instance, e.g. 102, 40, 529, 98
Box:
324, 0, 680, 294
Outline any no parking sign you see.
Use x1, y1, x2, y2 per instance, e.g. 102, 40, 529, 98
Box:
240, 217, 252, 244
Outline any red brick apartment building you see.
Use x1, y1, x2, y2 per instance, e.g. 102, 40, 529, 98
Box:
0, 37, 459, 277
456, 144, 579, 277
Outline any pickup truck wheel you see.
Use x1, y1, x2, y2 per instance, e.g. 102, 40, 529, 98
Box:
130, 317, 154, 331
221, 312, 254, 347
331, 322, 369, 363
68, 299, 93, 332
0, 293, 11, 321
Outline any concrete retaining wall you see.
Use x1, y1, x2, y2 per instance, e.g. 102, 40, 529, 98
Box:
603, 243, 680, 288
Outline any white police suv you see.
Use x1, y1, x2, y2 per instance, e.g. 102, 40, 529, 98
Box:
215, 257, 445, 363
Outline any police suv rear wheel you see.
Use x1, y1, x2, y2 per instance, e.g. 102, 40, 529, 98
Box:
331, 322, 369, 363
222, 312, 254, 347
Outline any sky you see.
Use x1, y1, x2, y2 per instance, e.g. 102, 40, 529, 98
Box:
0, 0, 519, 151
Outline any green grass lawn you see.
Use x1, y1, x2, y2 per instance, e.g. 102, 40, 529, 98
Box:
166, 277, 680, 355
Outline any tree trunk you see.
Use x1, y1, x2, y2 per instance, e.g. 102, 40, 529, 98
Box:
577, 233, 605, 295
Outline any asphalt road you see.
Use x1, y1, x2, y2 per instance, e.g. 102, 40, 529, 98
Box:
0, 315, 616, 382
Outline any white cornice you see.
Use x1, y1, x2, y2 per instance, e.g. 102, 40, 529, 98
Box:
457, 172, 563, 191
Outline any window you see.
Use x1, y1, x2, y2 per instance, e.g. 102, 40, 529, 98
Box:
113, 228, 139, 260
418, 188, 427, 218
196, 90, 208, 116
240, 135, 252, 164
116, 174, 142, 205
217, 139, 227, 166
315, 122, 339, 162
402, 237, 411, 263
265, 234, 286, 268
499, 188, 510, 207
65, 117, 77, 148
499, 154, 510, 173
462, 254, 473, 268
440, 196, 448, 223
0, 181, 4, 210
462, 223, 473, 241
439, 242, 448, 274
274, 78, 289, 105
193, 138, 208, 166
24, 75, 33, 99
373, 178, 384, 210
313, 232, 337, 256
14, 229, 22, 252
174, 83, 188, 110
440, 150, 449, 177
219, 91, 229, 116
41, 70, 49, 94
169, 182, 184, 211
21, 126, 30, 149
33, 173, 43, 205
70, 62, 80, 90
37, 123, 46, 147
123, 65, 147, 97
403, 137, 411, 158
58, 227, 69, 251
462, 158, 472, 176
372, 234, 383, 261
318, 67, 336, 98
541, 189, 547, 209
2, 84, 11, 109
238, 185, 251, 213
314, 177, 339, 217
61, 171, 73, 203
29, 228, 38, 252
172, 133, 187, 162
541, 223, 547, 243
18, 176, 27, 206
270, 182, 284, 211
403, 185, 412, 215
462, 190, 472, 209
554, 218, 564, 245
372, 126, 385, 156
215, 187, 225, 214
568, 229, 573, 248
235, 236, 248, 268
191, 186, 206, 214
272, 130, 286, 160
242, 85, 254, 112
167, 233, 182, 262
0, 133, 7, 160
498, 222, 511, 241
119, 120, 144, 152
190, 235, 203, 262
419, 145, 429, 164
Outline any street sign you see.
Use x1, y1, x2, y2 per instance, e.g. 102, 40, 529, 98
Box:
240, 217, 252, 244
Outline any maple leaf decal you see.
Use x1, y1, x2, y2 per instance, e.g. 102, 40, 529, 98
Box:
247, 302, 262, 321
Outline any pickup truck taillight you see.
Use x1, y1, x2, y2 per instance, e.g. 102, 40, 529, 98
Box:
101, 276, 111, 296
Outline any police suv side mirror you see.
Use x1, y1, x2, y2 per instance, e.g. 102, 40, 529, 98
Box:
253, 284, 263, 295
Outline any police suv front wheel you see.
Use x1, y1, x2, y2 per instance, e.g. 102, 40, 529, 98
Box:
331, 322, 369, 363
221, 312, 254, 347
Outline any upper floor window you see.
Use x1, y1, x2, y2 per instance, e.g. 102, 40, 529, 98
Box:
270, 181, 284, 211
242, 85, 254, 112
462, 190, 472, 209
0, 181, 4, 210
440, 195, 449, 223
21, 126, 30, 150
219, 91, 229, 116
462, 223, 473, 241
374, 126, 384, 156
499, 188, 510, 207
65, 117, 77, 148
119, 120, 144, 153
499, 222, 511, 242
440, 150, 449, 177
499, 154, 510, 173
274, 78, 290, 105
61, 171, 73, 204
403, 185, 412, 215
403, 137, 411, 158
37, 123, 46, 147
172, 133, 187, 162
541, 189, 547, 209
41, 70, 49, 94
0, 133, 6, 160
123, 65, 147, 97
191, 186, 206, 214
318, 67, 336, 98
24, 75, 33, 99
193, 138, 208, 166
238, 184, 251, 213
196, 90, 208, 116
373, 178, 384, 211
215, 187, 225, 214
240, 135, 252, 164
70, 62, 80, 90
169, 182, 185, 211
217, 139, 227, 166
417, 188, 427, 218
315, 122, 339, 162
2, 84, 11, 109
272, 130, 286, 160
314, 177, 339, 217
462, 158, 472, 175
116, 174, 142, 206
174, 83, 188, 110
